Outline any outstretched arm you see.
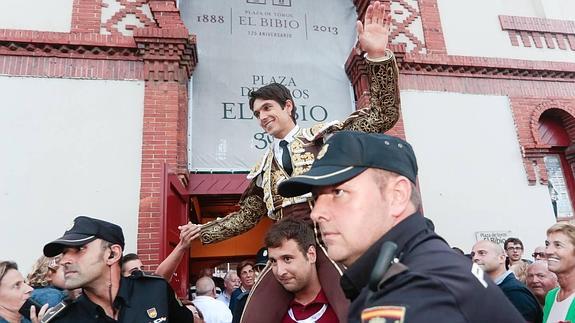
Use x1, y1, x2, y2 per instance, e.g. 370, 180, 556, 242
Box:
154, 222, 201, 281
333, 1, 399, 134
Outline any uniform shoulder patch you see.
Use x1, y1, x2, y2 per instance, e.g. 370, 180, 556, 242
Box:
361, 306, 406, 323
131, 271, 163, 279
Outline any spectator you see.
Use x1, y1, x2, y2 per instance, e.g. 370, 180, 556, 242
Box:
511, 260, 529, 284
120, 253, 143, 277
42, 216, 193, 322
526, 261, 557, 306
228, 261, 255, 314
217, 272, 240, 307
543, 223, 575, 322
197, 268, 224, 297
121, 222, 200, 280
0, 261, 48, 323
505, 237, 532, 268
193, 277, 232, 323
278, 130, 525, 322
265, 218, 339, 322
472, 240, 542, 322
532, 246, 547, 261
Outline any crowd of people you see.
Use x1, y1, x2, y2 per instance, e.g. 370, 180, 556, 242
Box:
2, 1, 574, 322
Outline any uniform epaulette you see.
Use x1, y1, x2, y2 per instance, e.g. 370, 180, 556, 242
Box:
302, 121, 340, 141
247, 149, 271, 179
129, 270, 163, 279
139, 272, 164, 279
41, 298, 72, 323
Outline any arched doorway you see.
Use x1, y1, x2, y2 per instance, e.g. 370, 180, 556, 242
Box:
538, 109, 575, 219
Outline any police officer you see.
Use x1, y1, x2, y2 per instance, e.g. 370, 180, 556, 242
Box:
42, 216, 193, 322
278, 131, 525, 323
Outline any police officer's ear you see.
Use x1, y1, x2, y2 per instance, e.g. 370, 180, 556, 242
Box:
387, 175, 414, 218
106, 244, 122, 266
306, 245, 317, 264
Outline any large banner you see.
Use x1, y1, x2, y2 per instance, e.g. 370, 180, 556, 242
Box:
180, 0, 358, 171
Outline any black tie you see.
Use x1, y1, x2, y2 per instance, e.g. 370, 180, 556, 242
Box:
279, 140, 293, 176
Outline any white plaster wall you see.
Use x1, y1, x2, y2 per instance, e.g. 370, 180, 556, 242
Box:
541, 0, 575, 20
401, 90, 556, 255
0, 0, 73, 32
437, 0, 575, 62
0, 76, 144, 273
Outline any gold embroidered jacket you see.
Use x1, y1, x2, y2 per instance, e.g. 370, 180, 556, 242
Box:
200, 50, 400, 244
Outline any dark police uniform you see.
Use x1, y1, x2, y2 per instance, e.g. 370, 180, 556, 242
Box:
49, 273, 192, 323
342, 213, 525, 323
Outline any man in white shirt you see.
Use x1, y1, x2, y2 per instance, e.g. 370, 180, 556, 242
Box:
217, 272, 240, 307
543, 223, 575, 322
193, 277, 233, 323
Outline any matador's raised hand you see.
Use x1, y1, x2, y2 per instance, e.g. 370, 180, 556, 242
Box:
356, 0, 392, 58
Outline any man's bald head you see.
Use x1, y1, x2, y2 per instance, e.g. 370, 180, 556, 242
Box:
472, 240, 506, 277
196, 276, 216, 297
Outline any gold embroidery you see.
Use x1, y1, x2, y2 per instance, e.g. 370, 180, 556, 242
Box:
200, 53, 400, 244
200, 186, 266, 244
330, 51, 400, 134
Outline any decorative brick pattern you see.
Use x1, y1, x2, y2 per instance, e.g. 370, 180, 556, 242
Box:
0, 29, 139, 61
134, 28, 197, 82
354, 0, 430, 53
101, 0, 156, 36
72, 0, 103, 33
0, 55, 143, 79
400, 53, 575, 81
400, 74, 575, 97
500, 15, 575, 51
418, 0, 446, 54
389, 0, 426, 53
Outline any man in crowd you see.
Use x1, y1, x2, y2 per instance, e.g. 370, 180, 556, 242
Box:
42, 216, 193, 322
505, 237, 532, 268
265, 218, 339, 322
543, 223, 575, 322
193, 277, 232, 323
278, 130, 526, 322
199, 2, 400, 321
472, 240, 542, 322
526, 260, 557, 306
532, 246, 547, 261
217, 272, 240, 307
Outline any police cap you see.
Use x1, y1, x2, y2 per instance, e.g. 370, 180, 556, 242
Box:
43, 216, 125, 257
278, 131, 418, 197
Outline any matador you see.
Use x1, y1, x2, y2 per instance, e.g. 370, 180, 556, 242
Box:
200, 2, 400, 322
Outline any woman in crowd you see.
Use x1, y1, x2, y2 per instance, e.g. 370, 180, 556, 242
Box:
0, 261, 47, 323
